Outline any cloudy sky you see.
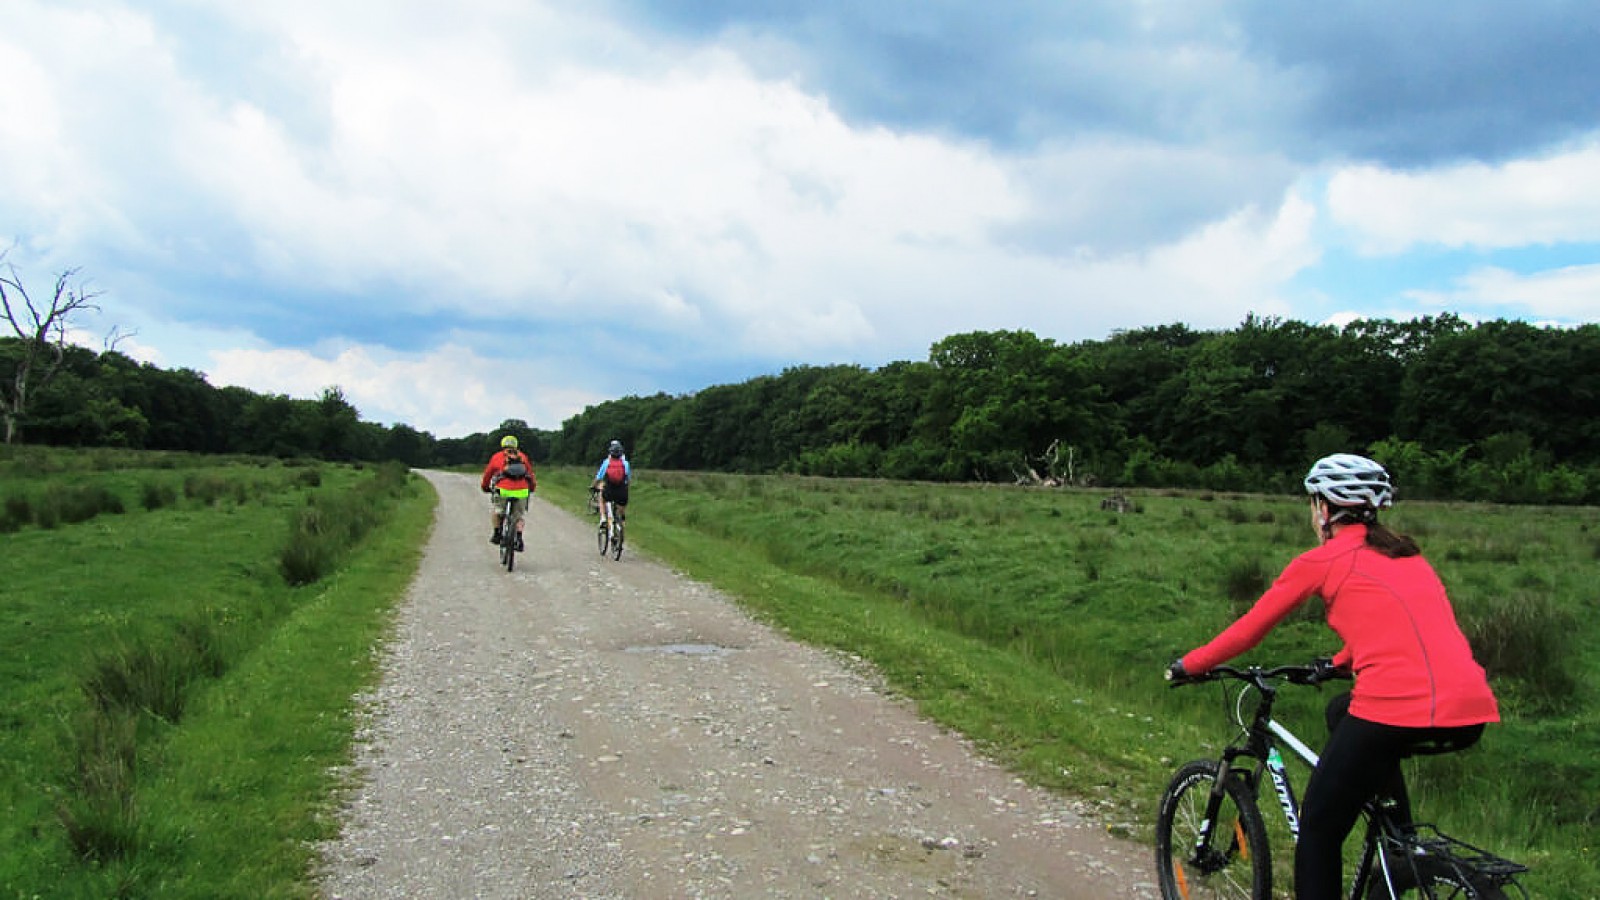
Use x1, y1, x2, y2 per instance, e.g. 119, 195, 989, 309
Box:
4, 1, 1598, 437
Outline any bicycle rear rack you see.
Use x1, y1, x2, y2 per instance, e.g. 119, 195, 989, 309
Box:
1380, 823, 1530, 886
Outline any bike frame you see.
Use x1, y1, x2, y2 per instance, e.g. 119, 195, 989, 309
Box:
1188, 666, 1524, 900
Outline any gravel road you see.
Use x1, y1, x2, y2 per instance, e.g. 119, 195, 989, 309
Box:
317, 470, 1160, 898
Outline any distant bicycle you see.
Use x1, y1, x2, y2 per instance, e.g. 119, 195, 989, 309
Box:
597, 499, 624, 561
1156, 662, 1527, 899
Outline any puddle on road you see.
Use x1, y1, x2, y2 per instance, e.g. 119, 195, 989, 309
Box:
624, 643, 736, 657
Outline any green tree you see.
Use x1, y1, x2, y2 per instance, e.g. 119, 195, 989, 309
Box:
1397, 320, 1600, 462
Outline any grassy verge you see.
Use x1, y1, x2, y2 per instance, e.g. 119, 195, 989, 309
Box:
0, 452, 435, 898
536, 466, 1598, 899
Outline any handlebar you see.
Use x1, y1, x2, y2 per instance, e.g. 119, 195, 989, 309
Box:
1168, 661, 1351, 689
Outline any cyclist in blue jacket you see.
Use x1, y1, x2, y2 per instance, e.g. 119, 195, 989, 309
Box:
593, 440, 631, 534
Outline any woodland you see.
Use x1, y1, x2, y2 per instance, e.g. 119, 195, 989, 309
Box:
4, 313, 1598, 504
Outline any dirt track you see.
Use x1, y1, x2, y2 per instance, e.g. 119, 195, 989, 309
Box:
317, 470, 1159, 898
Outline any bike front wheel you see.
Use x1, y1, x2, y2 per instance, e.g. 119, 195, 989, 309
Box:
1155, 759, 1271, 900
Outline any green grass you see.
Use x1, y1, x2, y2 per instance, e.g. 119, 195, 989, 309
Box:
0, 450, 434, 898
6, 453, 1592, 897
536, 466, 1599, 899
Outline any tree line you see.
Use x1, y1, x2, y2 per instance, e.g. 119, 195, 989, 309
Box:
4, 314, 1598, 504
546, 315, 1600, 504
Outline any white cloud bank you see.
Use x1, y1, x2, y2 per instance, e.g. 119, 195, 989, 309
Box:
9, 1, 1595, 436
1327, 140, 1600, 254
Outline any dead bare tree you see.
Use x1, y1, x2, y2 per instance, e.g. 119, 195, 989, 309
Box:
0, 252, 103, 443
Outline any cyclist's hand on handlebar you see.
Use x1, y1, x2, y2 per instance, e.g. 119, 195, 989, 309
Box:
1309, 656, 1350, 684
1165, 659, 1193, 684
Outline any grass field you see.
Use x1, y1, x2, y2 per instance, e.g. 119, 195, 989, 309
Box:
540, 466, 1598, 899
0, 447, 434, 898
6, 452, 1592, 897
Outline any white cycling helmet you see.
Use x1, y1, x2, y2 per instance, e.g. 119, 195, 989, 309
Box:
1304, 453, 1394, 509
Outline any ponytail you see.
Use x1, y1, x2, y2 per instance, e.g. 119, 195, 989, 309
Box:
1364, 519, 1420, 558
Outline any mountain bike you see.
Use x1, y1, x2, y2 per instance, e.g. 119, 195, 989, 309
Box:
1156, 662, 1527, 899
496, 489, 527, 572
597, 499, 624, 561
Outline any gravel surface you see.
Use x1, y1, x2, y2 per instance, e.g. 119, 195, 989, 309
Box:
317, 470, 1160, 898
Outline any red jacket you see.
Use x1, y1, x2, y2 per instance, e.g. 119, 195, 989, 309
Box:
480, 450, 537, 493
1183, 525, 1498, 728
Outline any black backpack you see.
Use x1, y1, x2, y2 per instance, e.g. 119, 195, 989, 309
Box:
502, 451, 528, 480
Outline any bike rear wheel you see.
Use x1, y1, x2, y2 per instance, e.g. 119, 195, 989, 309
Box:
501, 500, 519, 572
1155, 759, 1271, 900
611, 519, 624, 560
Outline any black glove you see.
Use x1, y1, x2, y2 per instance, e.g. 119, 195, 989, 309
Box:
1165, 659, 1191, 683
1310, 656, 1348, 683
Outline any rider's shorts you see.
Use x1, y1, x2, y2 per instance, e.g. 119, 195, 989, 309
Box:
601, 482, 630, 506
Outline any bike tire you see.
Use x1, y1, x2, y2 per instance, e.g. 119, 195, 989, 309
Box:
611, 521, 624, 560
597, 521, 609, 557
502, 500, 519, 572
1155, 759, 1272, 900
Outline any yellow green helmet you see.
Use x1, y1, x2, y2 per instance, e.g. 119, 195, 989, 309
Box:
500, 435, 519, 449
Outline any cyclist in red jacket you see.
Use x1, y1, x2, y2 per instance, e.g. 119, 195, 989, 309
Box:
1169, 453, 1498, 900
480, 435, 536, 551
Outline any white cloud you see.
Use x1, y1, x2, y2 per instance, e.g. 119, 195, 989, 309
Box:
204, 341, 603, 435
1403, 264, 1600, 321
0, 0, 1374, 436
1327, 139, 1600, 254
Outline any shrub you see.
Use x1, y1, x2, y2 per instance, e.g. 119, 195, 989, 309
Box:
83, 639, 191, 724
183, 473, 232, 506
278, 466, 407, 585
2, 492, 31, 531
139, 480, 177, 511
1224, 558, 1268, 610
280, 527, 338, 586
54, 485, 125, 525
1458, 590, 1578, 713
55, 708, 141, 863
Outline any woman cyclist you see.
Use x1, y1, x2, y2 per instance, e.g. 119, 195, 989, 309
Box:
1168, 453, 1499, 900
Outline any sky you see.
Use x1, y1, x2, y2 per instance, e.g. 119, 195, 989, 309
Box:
3, 0, 1599, 438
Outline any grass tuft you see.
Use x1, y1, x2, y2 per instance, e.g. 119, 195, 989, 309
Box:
139, 479, 178, 511
1459, 589, 1579, 713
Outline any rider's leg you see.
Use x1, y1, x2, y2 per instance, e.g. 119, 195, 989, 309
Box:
1297, 702, 1407, 900
1325, 692, 1414, 826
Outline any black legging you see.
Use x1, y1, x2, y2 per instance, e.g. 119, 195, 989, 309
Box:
1294, 693, 1484, 900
